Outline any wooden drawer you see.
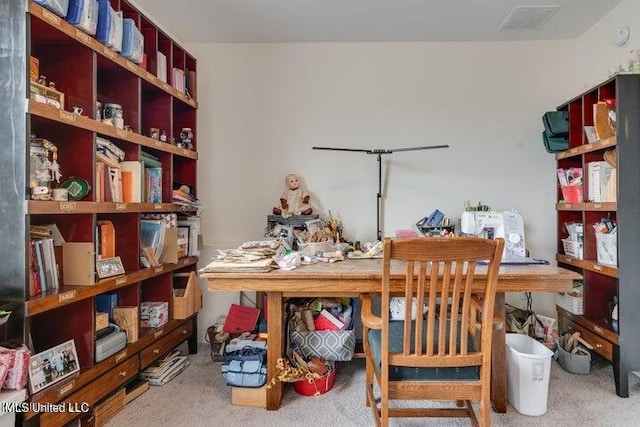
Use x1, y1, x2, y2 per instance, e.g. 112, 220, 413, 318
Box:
565, 320, 614, 361
140, 321, 193, 368
39, 356, 139, 427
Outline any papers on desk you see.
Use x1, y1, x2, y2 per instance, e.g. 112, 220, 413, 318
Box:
200, 257, 275, 273
198, 241, 279, 273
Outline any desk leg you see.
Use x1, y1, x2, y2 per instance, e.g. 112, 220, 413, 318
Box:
266, 291, 284, 410
491, 292, 507, 413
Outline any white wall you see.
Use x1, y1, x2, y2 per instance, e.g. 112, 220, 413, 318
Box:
575, 0, 640, 89
191, 0, 640, 339
189, 39, 577, 335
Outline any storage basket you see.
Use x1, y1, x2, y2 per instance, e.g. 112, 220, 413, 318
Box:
555, 339, 591, 375
556, 291, 584, 315
561, 238, 583, 259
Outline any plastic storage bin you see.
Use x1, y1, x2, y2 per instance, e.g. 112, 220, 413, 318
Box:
561, 238, 583, 259
95, 0, 116, 46
122, 18, 144, 64
33, 0, 69, 17
506, 333, 553, 416
66, 0, 98, 35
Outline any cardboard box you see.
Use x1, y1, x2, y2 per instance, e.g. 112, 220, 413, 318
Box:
231, 385, 267, 408
172, 271, 201, 319
140, 301, 168, 328
113, 306, 139, 342
63, 242, 95, 286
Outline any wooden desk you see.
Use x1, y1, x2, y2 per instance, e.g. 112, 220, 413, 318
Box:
203, 259, 580, 411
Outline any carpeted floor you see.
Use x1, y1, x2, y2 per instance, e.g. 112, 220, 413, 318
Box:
106, 342, 640, 427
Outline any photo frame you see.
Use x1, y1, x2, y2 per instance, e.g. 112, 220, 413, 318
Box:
96, 256, 125, 279
28, 339, 79, 394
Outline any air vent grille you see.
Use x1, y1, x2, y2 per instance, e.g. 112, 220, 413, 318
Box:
499, 5, 560, 31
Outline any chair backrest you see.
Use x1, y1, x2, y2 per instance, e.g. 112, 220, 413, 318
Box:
381, 236, 504, 370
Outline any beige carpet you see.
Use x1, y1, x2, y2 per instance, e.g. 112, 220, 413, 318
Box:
107, 342, 640, 427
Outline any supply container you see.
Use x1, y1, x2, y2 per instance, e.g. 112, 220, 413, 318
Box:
33, 0, 69, 17
560, 185, 583, 203
293, 364, 336, 396
555, 339, 591, 374
561, 238, 583, 259
506, 333, 553, 416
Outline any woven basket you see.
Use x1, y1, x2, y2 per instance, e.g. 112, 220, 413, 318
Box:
556, 291, 584, 315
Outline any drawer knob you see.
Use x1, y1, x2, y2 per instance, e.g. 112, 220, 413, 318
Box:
153, 348, 160, 354
181, 329, 187, 334
119, 371, 126, 377
595, 343, 603, 349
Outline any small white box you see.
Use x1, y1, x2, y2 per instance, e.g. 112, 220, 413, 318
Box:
588, 161, 614, 203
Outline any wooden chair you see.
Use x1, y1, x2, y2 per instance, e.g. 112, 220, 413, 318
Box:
360, 236, 504, 427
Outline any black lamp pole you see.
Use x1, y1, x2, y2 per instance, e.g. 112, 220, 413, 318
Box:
313, 145, 449, 240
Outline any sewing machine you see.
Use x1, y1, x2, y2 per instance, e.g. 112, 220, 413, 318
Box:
460, 211, 526, 261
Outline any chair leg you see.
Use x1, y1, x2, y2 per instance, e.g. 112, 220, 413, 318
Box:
380, 394, 388, 427
364, 356, 373, 407
478, 395, 490, 427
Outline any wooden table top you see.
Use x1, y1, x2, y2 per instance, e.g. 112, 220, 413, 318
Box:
203, 258, 581, 294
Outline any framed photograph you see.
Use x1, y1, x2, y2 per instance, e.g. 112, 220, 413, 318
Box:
28, 339, 79, 394
96, 256, 125, 279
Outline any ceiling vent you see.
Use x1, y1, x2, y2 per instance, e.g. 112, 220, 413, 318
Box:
499, 5, 560, 31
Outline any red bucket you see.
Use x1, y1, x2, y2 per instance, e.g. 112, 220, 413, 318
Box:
293, 366, 337, 396
561, 185, 583, 203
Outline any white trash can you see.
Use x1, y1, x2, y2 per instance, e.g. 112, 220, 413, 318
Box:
506, 333, 553, 416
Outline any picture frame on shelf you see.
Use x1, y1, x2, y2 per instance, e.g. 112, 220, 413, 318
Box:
96, 256, 125, 279
28, 339, 79, 394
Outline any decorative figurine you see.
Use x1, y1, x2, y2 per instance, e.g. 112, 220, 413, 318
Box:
179, 128, 194, 149
273, 173, 313, 217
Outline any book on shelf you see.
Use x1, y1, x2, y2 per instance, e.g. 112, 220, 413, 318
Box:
186, 69, 197, 100
176, 227, 189, 258
96, 220, 116, 260
140, 219, 165, 261
145, 167, 162, 203
96, 136, 125, 161
177, 216, 201, 257
142, 213, 178, 264
32, 237, 58, 293
120, 161, 143, 203
96, 151, 120, 169
108, 166, 122, 202
172, 68, 185, 93
157, 51, 167, 83
29, 239, 41, 297
140, 151, 162, 168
